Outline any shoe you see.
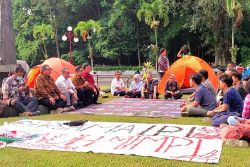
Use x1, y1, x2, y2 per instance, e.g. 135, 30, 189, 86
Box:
181, 112, 189, 117
30, 111, 41, 116
203, 117, 213, 123
226, 139, 250, 147
50, 108, 63, 114
219, 123, 228, 129
63, 106, 75, 112
19, 111, 30, 117
125, 95, 129, 98
93, 102, 102, 104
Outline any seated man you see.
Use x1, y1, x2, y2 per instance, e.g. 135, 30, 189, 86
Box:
141, 73, 159, 99
111, 71, 127, 96
71, 66, 93, 107
164, 74, 182, 100
35, 64, 72, 114
1, 70, 13, 101
207, 75, 243, 127
82, 63, 101, 104
232, 72, 247, 100
4, 66, 40, 116
181, 73, 217, 117
199, 70, 216, 96
55, 67, 78, 108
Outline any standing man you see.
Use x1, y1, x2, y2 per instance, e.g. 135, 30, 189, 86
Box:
181, 73, 217, 117
4, 66, 40, 116
158, 48, 169, 79
55, 67, 78, 108
111, 71, 127, 96
35, 64, 73, 114
141, 73, 159, 99
71, 66, 93, 107
82, 63, 101, 104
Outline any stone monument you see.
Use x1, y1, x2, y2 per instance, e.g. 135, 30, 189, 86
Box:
0, 0, 17, 83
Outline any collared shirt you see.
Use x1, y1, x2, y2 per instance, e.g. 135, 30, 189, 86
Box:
144, 79, 158, 93
71, 75, 86, 90
202, 79, 216, 96
111, 78, 125, 95
35, 74, 62, 100
242, 94, 250, 119
194, 85, 217, 110
82, 72, 96, 87
4, 76, 29, 99
164, 81, 180, 93
223, 88, 243, 114
158, 55, 169, 72
55, 75, 75, 94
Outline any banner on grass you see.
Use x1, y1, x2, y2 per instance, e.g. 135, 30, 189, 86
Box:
0, 120, 223, 163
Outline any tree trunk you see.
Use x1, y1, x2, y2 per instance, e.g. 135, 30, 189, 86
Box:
54, 26, 60, 57
136, 20, 141, 66
232, 17, 235, 48
154, 29, 158, 71
118, 56, 121, 66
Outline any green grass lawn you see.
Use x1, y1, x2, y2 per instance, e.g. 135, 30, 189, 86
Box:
0, 87, 249, 167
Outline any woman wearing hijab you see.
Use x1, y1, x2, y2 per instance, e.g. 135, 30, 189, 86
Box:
164, 74, 182, 100
126, 74, 143, 98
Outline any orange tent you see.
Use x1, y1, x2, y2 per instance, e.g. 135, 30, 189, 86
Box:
26, 58, 76, 88
158, 56, 219, 94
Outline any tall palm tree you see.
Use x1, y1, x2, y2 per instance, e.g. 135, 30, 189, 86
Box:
137, 0, 169, 70
33, 23, 55, 59
74, 20, 101, 71
225, 0, 250, 63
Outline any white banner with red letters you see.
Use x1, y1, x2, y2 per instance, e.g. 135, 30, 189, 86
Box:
0, 120, 223, 163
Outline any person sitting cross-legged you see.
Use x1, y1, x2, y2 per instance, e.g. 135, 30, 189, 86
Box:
4, 66, 40, 116
181, 73, 217, 117
111, 71, 127, 96
125, 74, 143, 98
141, 73, 159, 99
232, 72, 247, 100
35, 64, 72, 114
71, 66, 93, 107
206, 75, 243, 127
55, 67, 78, 109
164, 74, 182, 100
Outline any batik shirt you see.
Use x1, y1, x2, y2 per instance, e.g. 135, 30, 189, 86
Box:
71, 75, 87, 90
158, 55, 169, 72
35, 74, 62, 100
164, 81, 180, 93
4, 76, 29, 99
144, 79, 159, 94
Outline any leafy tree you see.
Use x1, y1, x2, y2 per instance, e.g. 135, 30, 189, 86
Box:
33, 23, 55, 59
74, 20, 101, 70
137, 0, 169, 69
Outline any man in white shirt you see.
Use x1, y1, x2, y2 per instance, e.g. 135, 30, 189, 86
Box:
56, 68, 78, 107
111, 71, 127, 96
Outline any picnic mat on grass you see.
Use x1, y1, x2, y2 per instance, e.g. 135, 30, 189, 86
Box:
0, 120, 223, 163
67, 98, 186, 118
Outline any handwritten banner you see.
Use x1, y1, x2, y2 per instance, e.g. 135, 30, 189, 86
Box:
0, 120, 223, 163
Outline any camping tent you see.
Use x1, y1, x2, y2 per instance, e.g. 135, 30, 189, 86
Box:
158, 56, 219, 94
242, 67, 250, 80
26, 58, 76, 88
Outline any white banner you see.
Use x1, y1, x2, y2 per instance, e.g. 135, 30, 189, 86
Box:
0, 120, 223, 163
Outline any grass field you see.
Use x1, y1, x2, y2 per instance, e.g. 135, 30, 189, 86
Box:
0, 87, 249, 167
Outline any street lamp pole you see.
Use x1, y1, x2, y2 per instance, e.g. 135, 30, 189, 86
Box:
62, 26, 79, 64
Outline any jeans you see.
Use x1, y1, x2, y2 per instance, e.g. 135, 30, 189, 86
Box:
14, 97, 39, 113
113, 90, 126, 96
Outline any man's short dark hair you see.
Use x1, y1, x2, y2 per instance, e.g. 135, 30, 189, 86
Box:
160, 48, 166, 54
219, 75, 233, 87
218, 67, 225, 73
82, 63, 90, 70
115, 71, 121, 75
231, 72, 242, 80
75, 66, 82, 72
246, 79, 250, 93
228, 61, 234, 66
243, 74, 250, 82
61, 67, 69, 74
189, 73, 202, 85
199, 70, 208, 79
14, 65, 25, 73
